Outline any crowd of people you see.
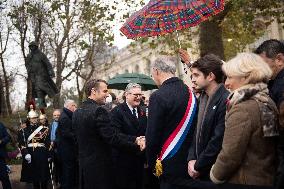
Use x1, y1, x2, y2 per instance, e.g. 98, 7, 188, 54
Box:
0, 39, 283, 189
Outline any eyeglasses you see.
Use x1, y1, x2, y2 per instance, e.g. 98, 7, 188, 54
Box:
129, 93, 143, 98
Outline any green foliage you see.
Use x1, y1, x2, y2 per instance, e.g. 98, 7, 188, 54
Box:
222, 0, 284, 59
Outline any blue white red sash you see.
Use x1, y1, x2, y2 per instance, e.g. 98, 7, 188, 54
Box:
159, 88, 197, 161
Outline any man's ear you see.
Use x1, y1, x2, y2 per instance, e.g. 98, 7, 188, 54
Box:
154, 68, 159, 76
207, 72, 216, 82
275, 53, 284, 67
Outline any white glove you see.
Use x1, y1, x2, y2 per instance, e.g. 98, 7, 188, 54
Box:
25, 154, 31, 163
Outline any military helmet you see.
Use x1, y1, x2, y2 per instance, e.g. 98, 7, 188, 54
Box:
39, 113, 47, 120
28, 41, 38, 47
27, 104, 38, 119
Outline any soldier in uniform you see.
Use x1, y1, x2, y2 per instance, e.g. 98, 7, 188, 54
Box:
26, 41, 58, 108
18, 106, 51, 189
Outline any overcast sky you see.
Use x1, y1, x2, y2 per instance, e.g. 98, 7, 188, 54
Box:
7, 0, 150, 110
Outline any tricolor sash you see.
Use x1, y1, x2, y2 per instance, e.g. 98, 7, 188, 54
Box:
155, 88, 197, 177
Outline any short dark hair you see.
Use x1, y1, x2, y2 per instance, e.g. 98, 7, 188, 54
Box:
254, 39, 284, 59
191, 54, 225, 83
85, 79, 107, 96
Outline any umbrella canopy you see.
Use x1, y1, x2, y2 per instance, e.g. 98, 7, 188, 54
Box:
120, 0, 225, 39
107, 73, 158, 91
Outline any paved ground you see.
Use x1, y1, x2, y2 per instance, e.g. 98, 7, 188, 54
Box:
9, 165, 32, 189
8, 164, 56, 189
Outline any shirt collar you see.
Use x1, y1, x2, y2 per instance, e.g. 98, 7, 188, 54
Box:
126, 102, 136, 112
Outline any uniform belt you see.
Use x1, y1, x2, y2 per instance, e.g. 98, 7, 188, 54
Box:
27, 143, 45, 148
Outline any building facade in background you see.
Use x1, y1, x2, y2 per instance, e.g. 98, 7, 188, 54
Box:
95, 19, 283, 98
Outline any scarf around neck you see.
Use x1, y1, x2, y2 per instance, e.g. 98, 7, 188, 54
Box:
227, 83, 279, 137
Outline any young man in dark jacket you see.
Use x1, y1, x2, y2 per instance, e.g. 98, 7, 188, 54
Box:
180, 52, 229, 180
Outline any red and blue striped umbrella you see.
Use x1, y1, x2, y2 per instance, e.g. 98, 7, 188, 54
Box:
120, 0, 225, 39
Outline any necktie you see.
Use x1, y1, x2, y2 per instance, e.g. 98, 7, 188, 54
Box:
132, 108, 137, 118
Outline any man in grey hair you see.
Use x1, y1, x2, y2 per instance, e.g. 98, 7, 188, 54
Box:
110, 83, 150, 189
150, 56, 177, 87
146, 56, 197, 189
57, 99, 78, 189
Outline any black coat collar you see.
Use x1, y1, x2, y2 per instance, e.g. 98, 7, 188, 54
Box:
63, 107, 73, 119
161, 77, 180, 87
275, 68, 284, 80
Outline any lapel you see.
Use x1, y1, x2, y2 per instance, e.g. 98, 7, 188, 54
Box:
202, 85, 227, 127
121, 103, 140, 129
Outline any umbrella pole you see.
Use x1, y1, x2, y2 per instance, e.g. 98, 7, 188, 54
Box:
175, 31, 187, 75
175, 31, 182, 49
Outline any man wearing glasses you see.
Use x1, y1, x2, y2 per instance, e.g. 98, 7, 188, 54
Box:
110, 83, 152, 189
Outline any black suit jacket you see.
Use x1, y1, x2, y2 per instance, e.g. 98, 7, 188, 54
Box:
72, 98, 139, 189
110, 103, 147, 188
187, 84, 229, 178
146, 77, 197, 181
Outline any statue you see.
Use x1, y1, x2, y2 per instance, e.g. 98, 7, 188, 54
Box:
26, 41, 59, 108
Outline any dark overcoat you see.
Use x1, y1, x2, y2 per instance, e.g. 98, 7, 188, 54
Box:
26, 49, 58, 98
268, 69, 284, 189
110, 103, 147, 189
0, 122, 10, 159
18, 124, 51, 183
187, 84, 229, 178
57, 107, 77, 161
146, 77, 197, 183
72, 98, 139, 189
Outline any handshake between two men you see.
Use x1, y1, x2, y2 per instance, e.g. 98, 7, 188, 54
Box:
135, 136, 146, 151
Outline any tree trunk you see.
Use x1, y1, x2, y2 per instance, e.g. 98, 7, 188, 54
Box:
199, 2, 233, 60
0, 53, 12, 114
78, 90, 84, 106
0, 75, 4, 116
0, 74, 8, 116
199, 19, 225, 60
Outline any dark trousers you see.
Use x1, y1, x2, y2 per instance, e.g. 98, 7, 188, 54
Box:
33, 181, 48, 189
160, 180, 180, 189
143, 168, 159, 189
0, 158, 12, 189
275, 163, 284, 189
61, 158, 78, 189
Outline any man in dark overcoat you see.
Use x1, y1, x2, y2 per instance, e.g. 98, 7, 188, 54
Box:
57, 99, 78, 189
146, 56, 197, 189
0, 122, 12, 189
255, 39, 284, 189
110, 83, 156, 189
72, 79, 144, 189
26, 41, 58, 108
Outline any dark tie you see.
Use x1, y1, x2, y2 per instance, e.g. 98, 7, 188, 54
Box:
132, 108, 137, 118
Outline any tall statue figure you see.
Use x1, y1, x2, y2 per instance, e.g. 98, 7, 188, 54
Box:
26, 41, 59, 108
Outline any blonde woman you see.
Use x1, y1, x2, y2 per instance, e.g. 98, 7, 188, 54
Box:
210, 53, 278, 186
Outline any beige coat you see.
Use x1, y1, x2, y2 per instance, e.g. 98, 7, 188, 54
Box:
210, 99, 277, 186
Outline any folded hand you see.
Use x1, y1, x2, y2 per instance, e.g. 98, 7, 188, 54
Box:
188, 160, 200, 179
